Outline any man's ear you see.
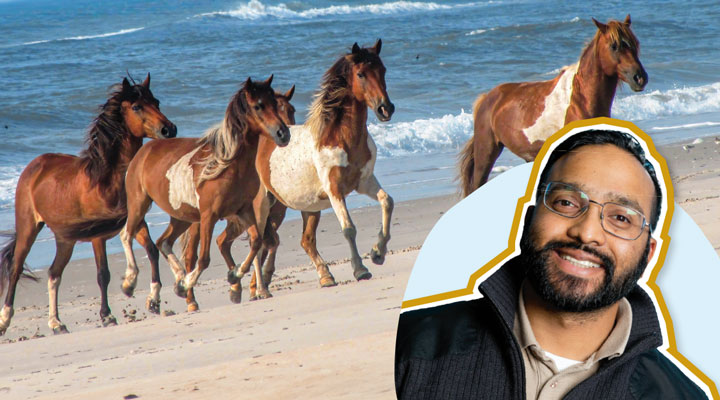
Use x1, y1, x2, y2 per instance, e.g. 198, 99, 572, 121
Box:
646, 237, 657, 265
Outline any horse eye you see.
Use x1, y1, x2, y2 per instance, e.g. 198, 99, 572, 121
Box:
132, 105, 142, 112
357, 72, 365, 79
253, 105, 261, 111
611, 42, 618, 51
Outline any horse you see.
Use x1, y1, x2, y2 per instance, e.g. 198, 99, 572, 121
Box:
0, 75, 176, 335
218, 40, 395, 299
459, 15, 648, 196
172, 85, 296, 311
119, 76, 290, 311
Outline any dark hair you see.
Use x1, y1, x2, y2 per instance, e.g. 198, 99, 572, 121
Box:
536, 129, 663, 231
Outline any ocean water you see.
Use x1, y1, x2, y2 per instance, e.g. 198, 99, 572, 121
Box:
1, 0, 719, 267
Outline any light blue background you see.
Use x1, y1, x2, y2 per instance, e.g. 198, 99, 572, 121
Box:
403, 163, 719, 388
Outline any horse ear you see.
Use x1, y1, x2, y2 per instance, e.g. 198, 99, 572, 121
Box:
352, 42, 361, 54
285, 85, 295, 100
592, 17, 608, 33
142, 73, 150, 88
624, 14, 631, 26
122, 77, 132, 92
265, 74, 274, 87
371, 39, 382, 55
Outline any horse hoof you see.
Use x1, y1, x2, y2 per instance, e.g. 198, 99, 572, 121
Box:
52, 324, 70, 335
227, 270, 239, 285
101, 315, 118, 327
320, 276, 338, 287
187, 302, 199, 312
121, 281, 135, 298
174, 282, 188, 299
354, 268, 372, 281
370, 248, 385, 265
146, 298, 161, 315
229, 288, 242, 304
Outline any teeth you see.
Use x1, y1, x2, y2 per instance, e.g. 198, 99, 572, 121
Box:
561, 254, 600, 269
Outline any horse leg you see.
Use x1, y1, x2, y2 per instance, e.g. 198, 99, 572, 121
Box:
134, 221, 162, 314
300, 211, 337, 287
176, 212, 218, 298
217, 216, 245, 304
227, 213, 265, 300
470, 123, 504, 192
47, 239, 75, 334
357, 174, 394, 265
245, 192, 271, 300
156, 217, 192, 287
328, 194, 371, 281
181, 223, 201, 311
0, 220, 42, 335
120, 192, 153, 297
91, 238, 117, 327
249, 203, 286, 296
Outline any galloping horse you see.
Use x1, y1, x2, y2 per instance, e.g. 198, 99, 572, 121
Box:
119, 76, 290, 311
221, 40, 395, 298
460, 15, 647, 196
0, 75, 176, 335
173, 86, 296, 310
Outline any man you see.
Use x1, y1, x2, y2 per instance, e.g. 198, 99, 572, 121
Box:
395, 129, 708, 399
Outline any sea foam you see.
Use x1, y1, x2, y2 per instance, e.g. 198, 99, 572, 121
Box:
196, 0, 484, 20
613, 82, 720, 121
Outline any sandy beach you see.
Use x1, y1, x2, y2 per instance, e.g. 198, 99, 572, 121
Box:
0, 139, 718, 399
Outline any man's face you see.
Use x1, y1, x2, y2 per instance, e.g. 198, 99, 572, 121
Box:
521, 144, 658, 312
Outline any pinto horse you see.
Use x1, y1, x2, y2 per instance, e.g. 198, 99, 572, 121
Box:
119, 76, 290, 310
0, 75, 176, 335
219, 40, 395, 298
460, 15, 647, 196
173, 86, 296, 310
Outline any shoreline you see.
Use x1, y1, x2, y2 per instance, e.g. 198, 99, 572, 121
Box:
0, 139, 718, 399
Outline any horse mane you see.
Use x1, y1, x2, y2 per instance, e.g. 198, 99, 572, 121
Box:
306, 47, 381, 143
581, 19, 639, 61
79, 83, 149, 187
197, 85, 249, 184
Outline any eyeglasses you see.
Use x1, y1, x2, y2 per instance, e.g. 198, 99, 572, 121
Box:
542, 182, 651, 240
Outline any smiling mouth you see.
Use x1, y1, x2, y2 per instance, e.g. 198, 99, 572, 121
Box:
560, 254, 601, 269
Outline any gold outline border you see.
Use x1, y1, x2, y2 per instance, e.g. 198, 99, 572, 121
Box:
400, 117, 718, 398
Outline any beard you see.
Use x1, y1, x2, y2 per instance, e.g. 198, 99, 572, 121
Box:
519, 227, 651, 313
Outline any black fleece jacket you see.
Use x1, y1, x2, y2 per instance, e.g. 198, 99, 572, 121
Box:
395, 259, 707, 399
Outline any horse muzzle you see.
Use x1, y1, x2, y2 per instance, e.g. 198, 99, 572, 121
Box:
374, 101, 394, 122
272, 124, 291, 147
626, 69, 648, 92
161, 123, 177, 138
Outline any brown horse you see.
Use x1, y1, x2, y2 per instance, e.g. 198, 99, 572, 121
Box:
460, 15, 648, 196
219, 40, 395, 299
173, 86, 296, 310
119, 76, 290, 310
0, 75, 176, 335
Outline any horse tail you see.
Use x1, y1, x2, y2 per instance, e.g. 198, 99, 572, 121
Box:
458, 93, 489, 197
0, 233, 39, 298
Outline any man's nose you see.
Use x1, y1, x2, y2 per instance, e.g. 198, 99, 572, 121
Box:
566, 205, 607, 246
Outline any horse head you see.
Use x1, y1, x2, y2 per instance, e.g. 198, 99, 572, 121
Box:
240, 75, 291, 147
347, 39, 394, 122
592, 15, 648, 92
275, 85, 296, 125
119, 74, 177, 139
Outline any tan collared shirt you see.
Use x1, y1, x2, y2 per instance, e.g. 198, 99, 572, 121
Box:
513, 283, 633, 400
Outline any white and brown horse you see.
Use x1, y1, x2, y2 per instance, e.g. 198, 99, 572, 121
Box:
0, 75, 176, 335
119, 77, 290, 311
222, 40, 395, 298
173, 86, 296, 310
460, 15, 647, 196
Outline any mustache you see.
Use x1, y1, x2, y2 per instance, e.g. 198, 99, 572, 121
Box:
538, 240, 615, 277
